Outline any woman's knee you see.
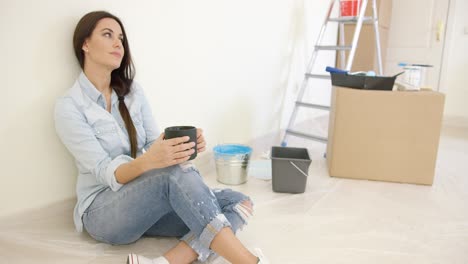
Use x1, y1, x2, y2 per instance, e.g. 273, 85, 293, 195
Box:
240, 200, 253, 213
221, 198, 254, 233
234, 198, 254, 221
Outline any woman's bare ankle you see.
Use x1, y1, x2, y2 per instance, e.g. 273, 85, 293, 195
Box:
164, 241, 198, 264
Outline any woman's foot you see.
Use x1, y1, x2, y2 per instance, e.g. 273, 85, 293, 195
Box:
127, 253, 169, 264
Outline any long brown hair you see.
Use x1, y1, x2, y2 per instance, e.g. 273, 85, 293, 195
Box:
73, 11, 138, 158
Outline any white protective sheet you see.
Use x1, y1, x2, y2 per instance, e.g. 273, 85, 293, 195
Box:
1, 124, 468, 263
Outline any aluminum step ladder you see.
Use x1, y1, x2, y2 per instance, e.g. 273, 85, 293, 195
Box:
281, 0, 383, 146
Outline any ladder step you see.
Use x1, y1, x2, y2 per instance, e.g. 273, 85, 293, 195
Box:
285, 129, 328, 143
296, 101, 330, 110
328, 16, 376, 23
315, 45, 352, 51
305, 73, 331, 80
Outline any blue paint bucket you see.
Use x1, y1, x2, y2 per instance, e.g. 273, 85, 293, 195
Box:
213, 144, 252, 185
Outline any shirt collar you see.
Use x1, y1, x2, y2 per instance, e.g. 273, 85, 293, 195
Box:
78, 71, 101, 103
78, 71, 118, 106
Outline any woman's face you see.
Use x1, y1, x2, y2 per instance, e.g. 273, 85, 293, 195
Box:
82, 18, 125, 71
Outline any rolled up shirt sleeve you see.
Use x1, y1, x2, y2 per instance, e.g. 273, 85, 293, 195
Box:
55, 98, 129, 192
104, 155, 132, 191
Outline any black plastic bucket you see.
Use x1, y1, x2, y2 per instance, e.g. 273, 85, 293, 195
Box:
271, 146, 311, 193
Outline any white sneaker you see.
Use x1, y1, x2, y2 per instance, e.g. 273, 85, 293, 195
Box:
253, 248, 270, 264
193, 254, 227, 264
127, 253, 169, 264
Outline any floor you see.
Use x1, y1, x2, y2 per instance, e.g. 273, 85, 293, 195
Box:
1, 123, 467, 264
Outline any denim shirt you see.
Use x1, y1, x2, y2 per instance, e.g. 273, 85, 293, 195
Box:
54, 72, 160, 232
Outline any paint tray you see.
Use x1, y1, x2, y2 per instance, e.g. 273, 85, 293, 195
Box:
330, 72, 403, 91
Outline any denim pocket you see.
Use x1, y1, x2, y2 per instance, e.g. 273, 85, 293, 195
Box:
92, 121, 119, 153
93, 123, 116, 136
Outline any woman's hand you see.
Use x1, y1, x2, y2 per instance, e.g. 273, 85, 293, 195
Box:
143, 133, 195, 169
196, 128, 206, 153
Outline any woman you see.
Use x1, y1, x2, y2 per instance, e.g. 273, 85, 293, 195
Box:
55, 11, 269, 264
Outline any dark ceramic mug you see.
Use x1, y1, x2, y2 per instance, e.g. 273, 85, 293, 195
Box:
164, 126, 197, 160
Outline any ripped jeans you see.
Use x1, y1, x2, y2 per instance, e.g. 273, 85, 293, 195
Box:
82, 164, 253, 262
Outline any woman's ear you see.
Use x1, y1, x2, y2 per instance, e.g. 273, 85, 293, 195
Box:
82, 40, 89, 53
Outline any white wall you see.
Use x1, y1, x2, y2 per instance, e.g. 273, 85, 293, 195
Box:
441, 0, 468, 119
0, 0, 334, 217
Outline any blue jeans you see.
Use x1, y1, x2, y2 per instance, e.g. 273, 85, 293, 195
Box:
82, 164, 253, 262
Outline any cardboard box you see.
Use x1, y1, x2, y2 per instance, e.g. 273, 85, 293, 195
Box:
337, 0, 392, 72
339, 26, 389, 72
326, 86, 445, 185
376, 0, 392, 28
